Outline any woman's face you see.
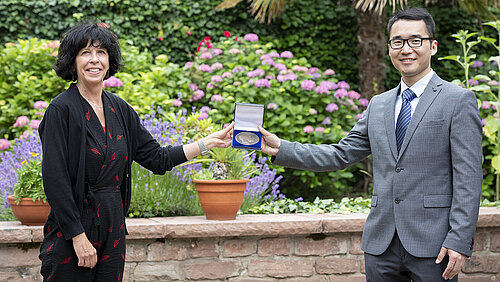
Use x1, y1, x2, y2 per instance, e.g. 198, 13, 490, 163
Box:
75, 40, 109, 85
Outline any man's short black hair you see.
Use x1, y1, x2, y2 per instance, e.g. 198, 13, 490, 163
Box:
387, 8, 435, 39
53, 22, 123, 81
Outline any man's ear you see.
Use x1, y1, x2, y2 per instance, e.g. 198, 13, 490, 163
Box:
431, 40, 438, 56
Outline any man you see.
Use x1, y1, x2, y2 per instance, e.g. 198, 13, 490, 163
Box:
259, 7, 482, 281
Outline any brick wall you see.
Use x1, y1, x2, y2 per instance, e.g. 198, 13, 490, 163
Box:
0, 208, 499, 281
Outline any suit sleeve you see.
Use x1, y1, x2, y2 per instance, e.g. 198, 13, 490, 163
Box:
40, 104, 85, 240
272, 100, 373, 171
442, 90, 483, 256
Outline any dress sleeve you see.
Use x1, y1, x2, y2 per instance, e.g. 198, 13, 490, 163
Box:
39, 104, 85, 240
127, 106, 187, 174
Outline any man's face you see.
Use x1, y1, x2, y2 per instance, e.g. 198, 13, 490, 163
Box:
388, 19, 437, 86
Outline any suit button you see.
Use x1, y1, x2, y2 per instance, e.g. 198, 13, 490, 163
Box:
395, 198, 401, 204
395, 167, 402, 173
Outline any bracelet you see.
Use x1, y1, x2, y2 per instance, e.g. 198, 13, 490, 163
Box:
197, 139, 209, 155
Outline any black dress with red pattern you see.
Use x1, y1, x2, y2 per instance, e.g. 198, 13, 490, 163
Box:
40, 94, 127, 282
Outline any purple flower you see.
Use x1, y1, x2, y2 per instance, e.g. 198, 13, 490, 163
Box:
255, 79, 271, 88
185, 62, 193, 68
33, 101, 48, 109
274, 63, 287, 71
211, 75, 222, 83
481, 101, 491, 109
207, 83, 215, 89
233, 81, 241, 86
200, 106, 211, 113
211, 62, 223, 70
471, 60, 483, 68
315, 84, 329, 94
268, 52, 280, 58
103, 76, 123, 88
247, 69, 265, 78
261, 58, 274, 66
211, 48, 223, 56
189, 83, 198, 91
13, 116, 29, 127
303, 126, 314, 133
0, 139, 9, 150
280, 51, 293, 58
29, 120, 40, 129
321, 117, 331, 125
210, 94, 223, 103
326, 103, 339, 112
468, 79, 479, 86
308, 67, 318, 73
359, 98, 369, 107
192, 90, 204, 101
292, 65, 308, 72
265, 75, 275, 80
301, 80, 316, 90
172, 99, 182, 107
337, 81, 350, 89
320, 81, 337, 90
347, 90, 361, 100
222, 72, 233, 78
199, 64, 212, 72
482, 118, 487, 126
311, 73, 321, 79
232, 66, 245, 73
488, 80, 499, 86
295, 197, 303, 202
324, 69, 335, 75
244, 33, 259, 42
267, 103, 278, 110
356, 113, 364, 120
334, 88, 348, 99
198, 112, 209, 120
200, 52, 212, 59
277, 73, 297, 82
249, 79, 254, 85
315, 127, 324, 132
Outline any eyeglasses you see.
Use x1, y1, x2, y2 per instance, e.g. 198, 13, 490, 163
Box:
388, 37, 433, 49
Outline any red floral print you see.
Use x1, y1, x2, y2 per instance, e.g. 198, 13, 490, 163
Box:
86, 110, 90, 121
57, 232, 63, 237
117, 135, 123, 140
91, 148, 101, 155
108, 227, 113, 233
113, 238, 120, 248
60, 257, 71, 264
46, 244, 53, 252
100, 255, 110, 262
111, 152, 115, 161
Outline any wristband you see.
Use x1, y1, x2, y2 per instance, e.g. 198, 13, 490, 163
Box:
197, 139, 209, 155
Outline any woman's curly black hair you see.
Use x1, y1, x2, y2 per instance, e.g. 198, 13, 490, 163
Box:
53, 22, 123, 81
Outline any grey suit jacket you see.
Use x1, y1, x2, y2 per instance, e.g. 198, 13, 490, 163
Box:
273, 74, 483, 257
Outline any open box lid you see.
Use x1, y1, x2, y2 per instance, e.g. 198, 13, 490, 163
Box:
234, 103, 264, 131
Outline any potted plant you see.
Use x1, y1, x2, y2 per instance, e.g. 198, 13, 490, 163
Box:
7, 156, 50, 225
191, 146, 258, 220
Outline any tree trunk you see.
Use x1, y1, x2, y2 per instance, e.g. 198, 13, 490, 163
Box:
357, 10, 387, 99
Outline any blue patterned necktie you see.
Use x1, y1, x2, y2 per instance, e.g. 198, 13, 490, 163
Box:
395, 88, 417, 154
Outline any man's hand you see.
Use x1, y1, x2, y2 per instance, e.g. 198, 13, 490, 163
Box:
259, 125, 280, 156
436, 247, 466, 280
72, 232, 97, 268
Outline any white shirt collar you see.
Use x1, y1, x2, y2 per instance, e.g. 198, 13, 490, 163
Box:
399, 69, 435, 97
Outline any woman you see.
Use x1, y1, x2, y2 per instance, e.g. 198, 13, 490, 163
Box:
38, 23, 233, 281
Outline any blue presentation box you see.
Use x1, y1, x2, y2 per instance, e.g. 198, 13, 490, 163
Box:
232, 103, 264, 150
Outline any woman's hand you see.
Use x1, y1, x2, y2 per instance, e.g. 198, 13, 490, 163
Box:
204, 122, 234, 150
72, 232, 97, 268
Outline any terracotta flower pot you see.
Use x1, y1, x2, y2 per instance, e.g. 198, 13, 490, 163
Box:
193, 179, 249, 220
7, 195, 50, 226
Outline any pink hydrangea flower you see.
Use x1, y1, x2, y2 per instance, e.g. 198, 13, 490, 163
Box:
359, 98, 369, 107
315, 84, 329, 94
266, 75, 275, 80
262, 58, 274, 66
30, 120, 40, 129
233, 81, 241, 86
280, 51, 293, 58
244, 33, 259, 42
309, 108, 318, 115
488, 80, 499, 86
267, 103, 278, 110
292, 65, 308, 72
308, 67, 318, 73
210, 94, 223, 103
199, 64, 212, 72
33, 101, 48, 109
207, 83, 215, 89
222, 72, 233, 78
356, 113, 364, 120
192, 90, 204, 101
337, 81, 350, 89
211, 48, 223, 56
247, 69, 265, 78
172, 99, 183, 107
303, 126, 314, 133
334, 88, 348, 99
13, 116, 29, 127
200, 52, 213, 59
185, 62, 193, 68
324, 69, 335, 75
481, 101, 491, 109
347, 90, 361, 100
211, 62, 223, 70
0, 138, 10, 151
189, 83, 198, 91
274, 63, 287, 71
315, 127, 325, 132
229, 48, 243, 55
255, 79, 271, 88
301, 80, 316, 90
268, 52, 279, 58
200, 106, 211, 113
198, 112, 209, 120
482, 118, 487, 126
255, 49, 264, 54
326, 103, 339, 112
322, 117, 331, 125
36, 112, 44, 117
103, 76, 123, 88
211, 75, 222, 83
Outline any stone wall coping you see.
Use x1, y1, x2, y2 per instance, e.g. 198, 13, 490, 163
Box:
1, 207, 498, 243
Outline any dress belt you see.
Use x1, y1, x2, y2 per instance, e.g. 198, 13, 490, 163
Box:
83, 184, 120, 229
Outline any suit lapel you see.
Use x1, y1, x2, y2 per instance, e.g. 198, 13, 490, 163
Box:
384, 85, 400, 160
398, 74, 443, 159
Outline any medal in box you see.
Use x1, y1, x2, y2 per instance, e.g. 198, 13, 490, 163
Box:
232, 103, 264, 150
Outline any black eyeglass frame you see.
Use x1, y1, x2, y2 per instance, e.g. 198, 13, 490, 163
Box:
388, 37, 434, 49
